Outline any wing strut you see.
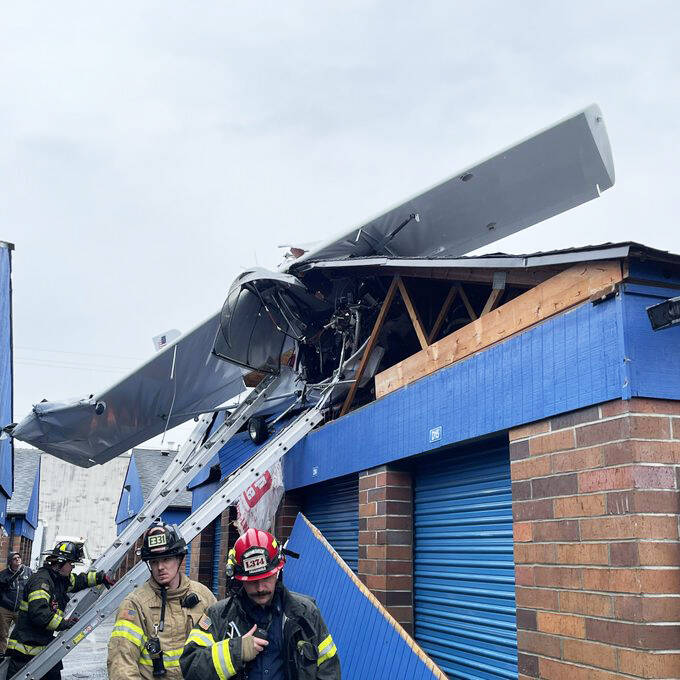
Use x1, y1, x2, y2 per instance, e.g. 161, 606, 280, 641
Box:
6, 372, 333, 680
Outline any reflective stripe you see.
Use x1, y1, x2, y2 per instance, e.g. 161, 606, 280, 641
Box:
7, 639, 46, 656
211, 640, 235, 679
69, 573, 76, 589
87, 571, 98, 587
317, 634, 337, 666
19, 600, 28, 612
186, 629, 215, 647
111, 620, 147, 649
47, 613, 64, 631
27, 589, 50, 603
140, 647, 184, 668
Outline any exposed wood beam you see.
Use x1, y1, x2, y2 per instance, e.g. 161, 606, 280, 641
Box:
396, 276, 429, 351
480, 272, 507, 316
427, 285, 458, 344
375, 261, 624, 398
480, 288, 503, 316
322, 265, 564, 288
457, 284, 478, 321
340, 276, 399, 417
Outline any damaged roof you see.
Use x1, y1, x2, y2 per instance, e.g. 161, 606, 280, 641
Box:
297, 241, 680, 271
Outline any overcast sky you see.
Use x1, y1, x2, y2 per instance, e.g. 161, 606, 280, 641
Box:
3, 2, 679, 436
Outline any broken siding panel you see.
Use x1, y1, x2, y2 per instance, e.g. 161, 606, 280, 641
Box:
284, 514, 446, 680
284, 297, 623, 490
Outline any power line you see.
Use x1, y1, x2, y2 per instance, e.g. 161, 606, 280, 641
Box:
15, 345, 144, 362
15, 359, 131, 374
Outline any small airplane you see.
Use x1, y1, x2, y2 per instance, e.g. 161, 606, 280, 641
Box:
7, 104, 615, 467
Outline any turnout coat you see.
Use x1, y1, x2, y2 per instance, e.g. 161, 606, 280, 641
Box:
8, 565, 103, 657
107, 573, 215, 680
180, 583, 340, 680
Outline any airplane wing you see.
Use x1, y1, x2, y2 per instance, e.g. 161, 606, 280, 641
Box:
11, 312, 245, 467
287, 104, 614, 272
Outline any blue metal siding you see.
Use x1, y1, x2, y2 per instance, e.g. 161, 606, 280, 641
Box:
414, 445, 517, 680
284, 297, 623, 490
212, 517, 222, 597
302, 475, 359, 573
191, 478, 220, 512
619, 283, 680, 401
185, 541, 191, 576
115, 456, 143, 529
285, 513, 446, 680
0, 245, 13, 506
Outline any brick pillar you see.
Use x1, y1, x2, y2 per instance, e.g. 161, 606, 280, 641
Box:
189, 520, 216, 588
358, 465, 413, 634
274, 491, 302, 545
510, 398, 680, 679
217, 506, 238, 599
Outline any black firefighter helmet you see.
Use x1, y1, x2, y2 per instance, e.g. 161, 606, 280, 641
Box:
42, 540, 85, 564
138, 523, 187, 562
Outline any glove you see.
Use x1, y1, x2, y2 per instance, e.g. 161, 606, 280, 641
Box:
101, 572, 116, 589
58, 616, 80, 631
95, 571, 115, 589
241, 625, 268, 662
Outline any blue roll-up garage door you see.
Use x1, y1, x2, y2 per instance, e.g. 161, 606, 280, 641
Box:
302, 474, 358, 573
212, 517, 222, 597
414, 444, 517, 680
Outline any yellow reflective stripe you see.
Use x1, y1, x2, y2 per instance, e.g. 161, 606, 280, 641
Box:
69, 573, 76, 588
27, 589, 50, 602
139, 647, 183, 667
139, 654, 179, 668
19, 600, 28, 612
47, 613, 63, 631
317, 634, 337, 666
211, 640, 235, 679
111, 630, 145, 648
111, 620, 147, 649
7, 640, 46, 656
113, 619, 145, 637
186, 629, 215, 647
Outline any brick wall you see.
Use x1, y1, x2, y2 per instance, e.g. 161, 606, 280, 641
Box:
510, 398, 680, 679
274, 491, 302, 545
0, 533, 32, 570
358, 465, 414, 634
216, 506, 238, 599
188, 519, 217, 588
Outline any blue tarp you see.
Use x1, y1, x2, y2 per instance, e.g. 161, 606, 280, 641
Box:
284, 514, 447, 680
0, 244, 14, 517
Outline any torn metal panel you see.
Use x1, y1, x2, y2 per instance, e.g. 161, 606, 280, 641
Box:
11, 312, 245, 467
287, 104, 614, 270
284, 513, 448, 680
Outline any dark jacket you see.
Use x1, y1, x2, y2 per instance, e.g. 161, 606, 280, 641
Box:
180, 584, 340, 680
7, 565, 105, 657
0, 565, 32, 612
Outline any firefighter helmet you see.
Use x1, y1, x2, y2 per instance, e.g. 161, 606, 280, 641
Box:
232, 528, 284, 581
138, 523, 187, 561
42, 540, 84, 564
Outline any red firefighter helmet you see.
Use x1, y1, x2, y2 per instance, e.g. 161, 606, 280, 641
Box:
232, 528, 285, 582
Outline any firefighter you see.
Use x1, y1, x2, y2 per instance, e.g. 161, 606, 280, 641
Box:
181, 528, 341, 680
6, 540, 114, 680
107, 522, 216, 679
